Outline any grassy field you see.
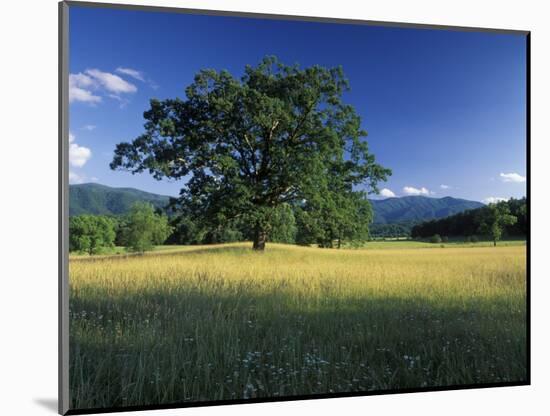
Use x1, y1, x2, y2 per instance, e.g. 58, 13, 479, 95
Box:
69, 239, 526, 258
69, 242, 527, 410
348, 239, 526, 249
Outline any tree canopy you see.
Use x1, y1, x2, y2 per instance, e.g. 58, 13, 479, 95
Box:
478, 202, 517, 246
111, 56, 390, 250
69, 215, 116, 255
118, 202, 173, 253
411, 197, 525, 243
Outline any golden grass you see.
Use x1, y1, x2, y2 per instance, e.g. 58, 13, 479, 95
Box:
69, 243, 527, 409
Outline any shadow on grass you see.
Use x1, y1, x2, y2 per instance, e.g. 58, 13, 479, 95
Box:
69, 287, 527, 410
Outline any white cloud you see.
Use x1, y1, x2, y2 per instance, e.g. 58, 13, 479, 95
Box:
69, 69, 137, 105
70, 72, 95, 88
69, 86, 102, 104
116, 67, 145, 82
440, 184, 451, 190
70, 143, 91, 167
68, 132, 91, 168
69, 73, 102, 104
403, 186, 431, 196
116, 67, 159, 89
81, 124, 96, 131
500, 172, 526, 183
85, 69, 137, 94
483, 196, 509, 204
379, 188, 396, 198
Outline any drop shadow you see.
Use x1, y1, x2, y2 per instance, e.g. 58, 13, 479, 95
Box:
34, 398, 58, 413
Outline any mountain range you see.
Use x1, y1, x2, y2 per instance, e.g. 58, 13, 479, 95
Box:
69, 183, 484, 223
69, 183, 171, 216
370, 196, 484, 224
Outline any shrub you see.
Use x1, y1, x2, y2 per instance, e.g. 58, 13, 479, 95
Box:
429, 234, 442, 244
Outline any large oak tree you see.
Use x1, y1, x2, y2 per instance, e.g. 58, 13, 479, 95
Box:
111, 56, 390, 250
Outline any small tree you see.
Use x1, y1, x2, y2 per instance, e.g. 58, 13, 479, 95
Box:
478, 202, 517, 246
69, 215, 116, 255
120, 202, 173, 253
430, 234, 442, 244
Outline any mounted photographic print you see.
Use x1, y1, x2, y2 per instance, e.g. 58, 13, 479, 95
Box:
59, 1, 530, 414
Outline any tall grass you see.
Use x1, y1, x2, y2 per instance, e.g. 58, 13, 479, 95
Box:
69, 243, 527, 410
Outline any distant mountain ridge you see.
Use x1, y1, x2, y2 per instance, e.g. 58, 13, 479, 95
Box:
370, 196, 484, 224
69, 183, 484, 223
69, 183, 171, 216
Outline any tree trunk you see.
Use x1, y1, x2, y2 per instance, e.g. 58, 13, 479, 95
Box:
493, 239, 497, 247
253, 224, 267, 251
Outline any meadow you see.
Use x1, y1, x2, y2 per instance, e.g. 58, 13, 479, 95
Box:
69, 242, 527, 410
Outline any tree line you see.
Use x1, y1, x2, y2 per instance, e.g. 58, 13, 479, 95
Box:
69, 198, 375, 255
69, 202, 172, 255
70, 197, 527, 254
166, 199, 372, 248
411, 197, 526, 245
369, 222, 414, 239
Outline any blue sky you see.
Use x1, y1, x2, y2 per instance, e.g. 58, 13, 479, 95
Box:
68, 5, 527, 203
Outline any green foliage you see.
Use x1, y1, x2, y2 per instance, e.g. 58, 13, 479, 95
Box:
70, 184, 486, 241
505, 198, 528, 235
464, 235, 471, 243
478, 201, 517, 246
119, 202, 173, 253
412, 198, 526, 240
369, 222, 413, 239
268, 203, 298, 244
166, 215, 205, 245
296, 189, 373, 248
166, 204, 296, 246
110, 56, 390, 250
203, 226, 243, 244
429, 234, 442, 244
69, 215, 116, 255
